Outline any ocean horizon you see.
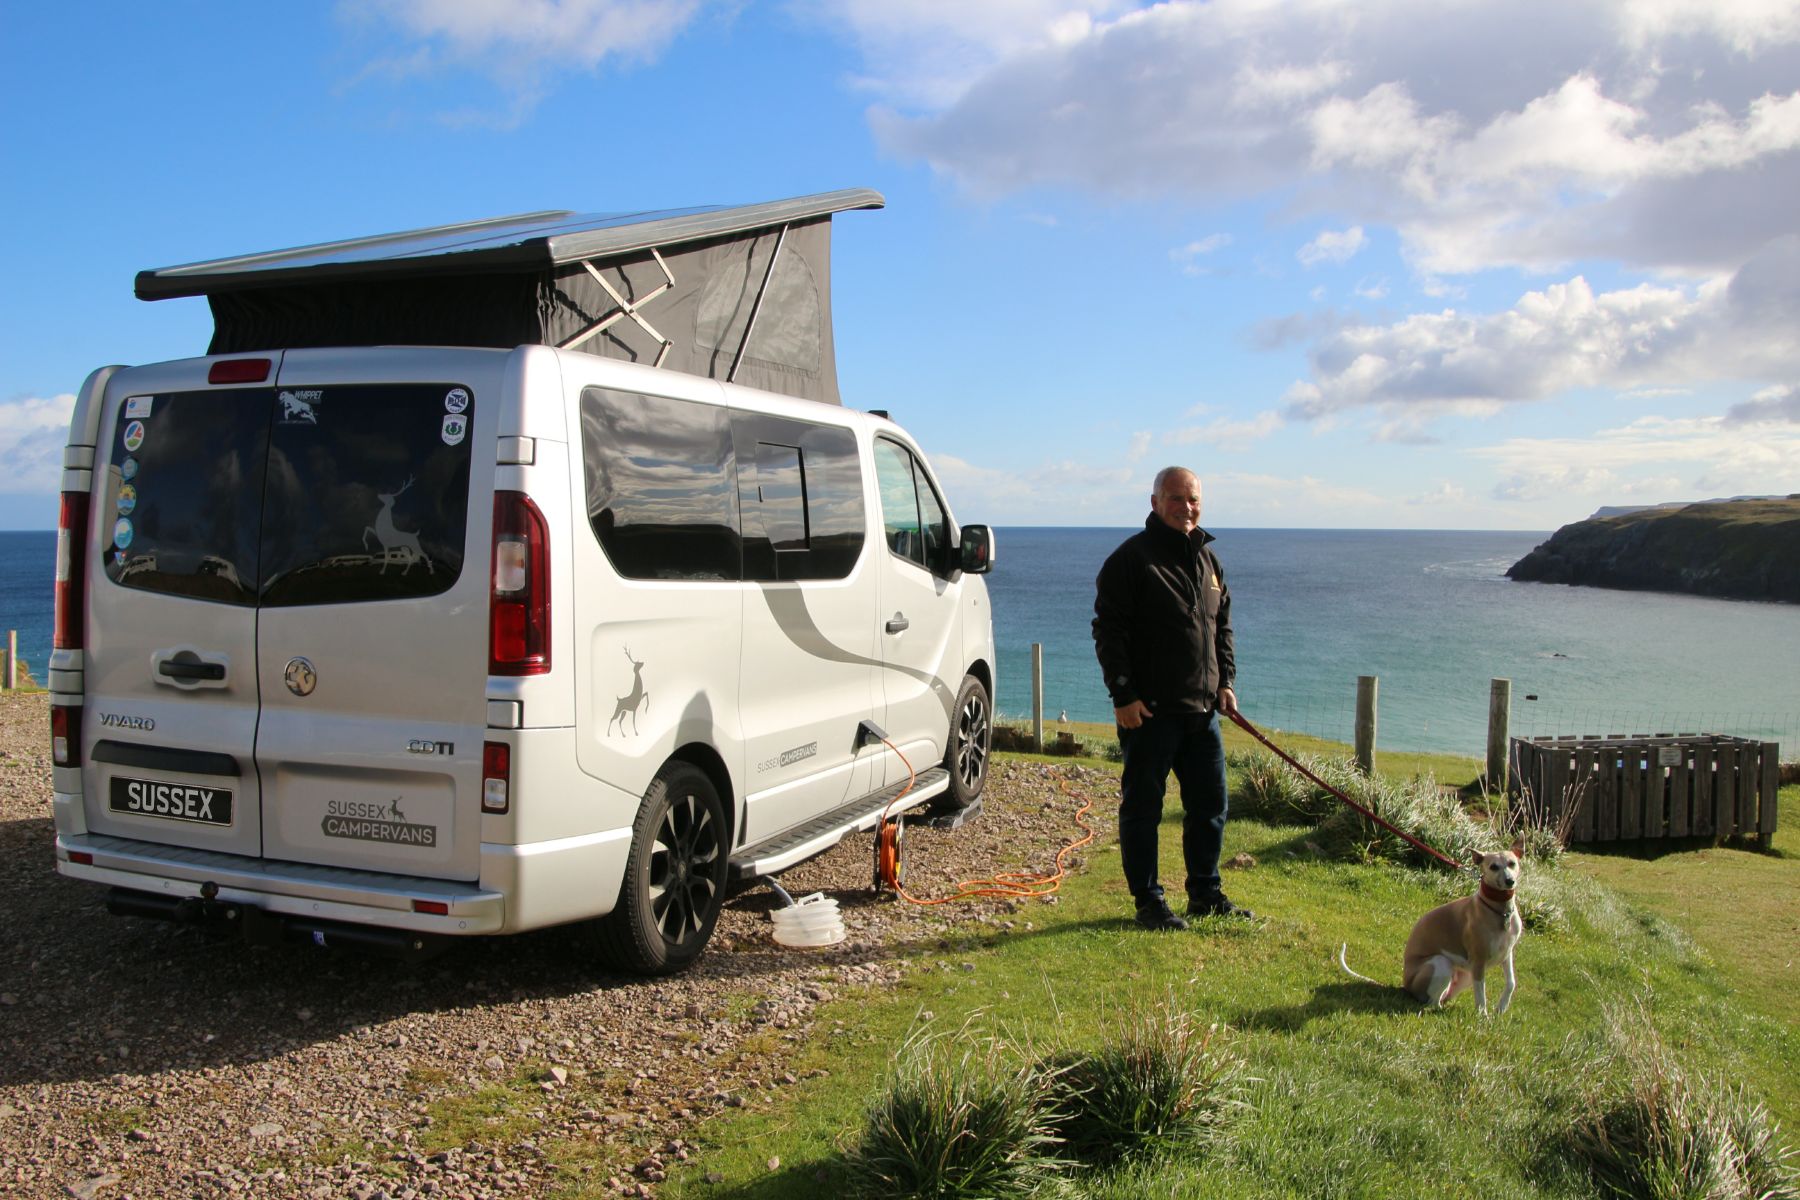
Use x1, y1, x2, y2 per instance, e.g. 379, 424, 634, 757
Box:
2, 526, 1796, 757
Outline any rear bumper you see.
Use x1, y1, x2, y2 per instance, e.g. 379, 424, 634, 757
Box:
57, 832, 508, 934
53, 826, 632, 939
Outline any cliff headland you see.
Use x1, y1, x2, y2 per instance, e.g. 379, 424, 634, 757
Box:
1506, 497, 1800, 604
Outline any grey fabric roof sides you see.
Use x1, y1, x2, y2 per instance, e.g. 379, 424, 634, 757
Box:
132, 188, 886, 406
134, 188, 885, 299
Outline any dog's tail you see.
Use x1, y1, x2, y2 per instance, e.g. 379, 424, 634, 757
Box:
1337, 943, 1382, 985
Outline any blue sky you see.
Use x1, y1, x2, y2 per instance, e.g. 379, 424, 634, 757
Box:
3, 1, 1798, 531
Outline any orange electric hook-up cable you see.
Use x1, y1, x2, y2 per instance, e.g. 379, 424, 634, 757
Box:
871, 737, 1097, 905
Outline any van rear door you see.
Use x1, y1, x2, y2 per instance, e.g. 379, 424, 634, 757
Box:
252, 355, 494, 882
81, 373, 272, 858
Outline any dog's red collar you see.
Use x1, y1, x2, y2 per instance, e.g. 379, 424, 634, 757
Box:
1478, 881, 1516, 911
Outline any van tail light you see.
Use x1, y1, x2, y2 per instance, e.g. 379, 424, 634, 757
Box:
55, 491, 90, 651
51, 704, 81, 767
489, 492, 550, 675
482, 741, 511, 814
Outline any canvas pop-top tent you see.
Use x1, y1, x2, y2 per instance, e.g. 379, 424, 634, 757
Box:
134, 188, 884, 406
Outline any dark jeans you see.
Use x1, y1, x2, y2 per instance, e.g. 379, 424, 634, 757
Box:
1117, 708, 1228, 909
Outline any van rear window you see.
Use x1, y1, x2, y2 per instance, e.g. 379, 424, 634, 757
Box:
260, 384, 473, 606
102, 390, 269, 605
101, 383, 472, 607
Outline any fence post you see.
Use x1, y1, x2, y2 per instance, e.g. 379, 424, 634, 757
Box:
3, 630, 14, 690
1030, 643, 1044, 753
1355, 675, 1378, 775
1487, 677, 1511, 793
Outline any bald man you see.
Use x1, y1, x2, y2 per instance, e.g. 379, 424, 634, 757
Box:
1093, 467, 1254, 931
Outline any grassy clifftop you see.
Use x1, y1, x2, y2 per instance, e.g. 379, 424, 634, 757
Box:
1506, 496, 1800, 603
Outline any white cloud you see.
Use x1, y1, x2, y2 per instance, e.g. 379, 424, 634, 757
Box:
1298, 226, 1364, 267
1477, 412, 1800, 501
0, 395, 76, 494
860, 0, 1800, 276
1407, 481, 1466, 506
795, 0, 1134, 108
1170, 233, 1233, 275
1171, 410, 1284, 452
1282, 236, 1800, 421
1725, 383, 1800, 424
342, 0, 704, 102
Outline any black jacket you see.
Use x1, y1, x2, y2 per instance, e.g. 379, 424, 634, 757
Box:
1092, 515, 1235, 714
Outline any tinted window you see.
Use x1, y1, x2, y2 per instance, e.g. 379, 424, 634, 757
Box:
735, 413, 866, 582
102, 389, 269, 605
581, 388, 740, 580
260, 384, 474, 606
875, 438, 952, 577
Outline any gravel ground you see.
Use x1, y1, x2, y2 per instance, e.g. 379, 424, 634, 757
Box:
0, 691, 1119, 1199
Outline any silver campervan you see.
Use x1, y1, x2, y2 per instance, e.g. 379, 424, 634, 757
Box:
49, 190, 995, 973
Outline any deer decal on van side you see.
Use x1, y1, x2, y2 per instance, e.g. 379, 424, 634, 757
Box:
608, 647, 650, 736
362, 475, 435, 575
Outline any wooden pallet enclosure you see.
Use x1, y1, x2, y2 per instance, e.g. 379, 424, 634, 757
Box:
1509, 733, 1779, 845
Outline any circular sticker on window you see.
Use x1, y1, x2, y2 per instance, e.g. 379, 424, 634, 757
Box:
118, 484, 138, 515
123, 421, 146, 452
444, 387, 470, 414
113, 518, 134, 550
121, 456, 140, 481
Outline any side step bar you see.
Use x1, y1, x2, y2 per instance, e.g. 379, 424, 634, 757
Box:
729, 766, 950, 880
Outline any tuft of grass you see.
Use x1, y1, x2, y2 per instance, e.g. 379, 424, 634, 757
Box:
1040, 998, 1250, 1170
1569, 993, 1800, 1200
1229, 749, 1331, 824
844, 1018, 1066, 1199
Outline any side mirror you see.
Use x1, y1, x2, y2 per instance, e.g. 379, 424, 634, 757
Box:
959, 524, 995, 575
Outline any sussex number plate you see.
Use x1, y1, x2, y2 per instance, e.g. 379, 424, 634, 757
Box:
109, 776, 234, 826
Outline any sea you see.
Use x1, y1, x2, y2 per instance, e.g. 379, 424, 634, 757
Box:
2, 526, 1796, 756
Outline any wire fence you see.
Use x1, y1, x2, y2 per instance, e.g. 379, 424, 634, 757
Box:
1001, 676, 1796, 763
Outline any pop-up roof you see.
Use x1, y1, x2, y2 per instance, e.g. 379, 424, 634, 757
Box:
136, 188, 885, 405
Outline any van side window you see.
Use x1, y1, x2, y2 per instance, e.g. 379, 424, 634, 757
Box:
581, 388, 741, 581
874, 438, 952, 577
734, 413, 865, 582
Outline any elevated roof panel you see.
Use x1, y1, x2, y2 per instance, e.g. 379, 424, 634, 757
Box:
136, 187, 885, 300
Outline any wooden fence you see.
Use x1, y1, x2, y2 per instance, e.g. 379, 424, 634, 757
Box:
1510, 733, 1779, 845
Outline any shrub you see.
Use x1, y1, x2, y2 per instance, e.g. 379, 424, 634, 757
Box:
1229, 749, 1325, 823
1568, 995, 1799, 1200
1312, 767, 1491, 869
845, 1022, 1066, 1199
1040, 1001, 1249, 1170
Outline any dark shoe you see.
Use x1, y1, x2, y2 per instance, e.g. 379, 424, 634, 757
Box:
1135, 902, 1189, 932
1188, 894, 1256, 920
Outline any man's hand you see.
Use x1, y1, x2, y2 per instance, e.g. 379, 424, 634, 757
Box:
1114, 700, 1153, 729
1217, 686, 1239, 718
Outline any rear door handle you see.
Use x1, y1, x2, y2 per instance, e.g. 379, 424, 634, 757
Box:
159, 660, 225, 681
151, 647, 230, 690
885, 613, 910, 634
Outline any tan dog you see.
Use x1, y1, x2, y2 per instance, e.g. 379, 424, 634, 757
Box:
1339, 837, 1525, 1016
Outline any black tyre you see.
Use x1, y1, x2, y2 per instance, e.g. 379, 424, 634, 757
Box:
940, 674, 991, 810
596, 761, 728, 975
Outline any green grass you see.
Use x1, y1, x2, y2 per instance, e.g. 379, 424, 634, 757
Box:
1002, 717, 1486, 791
624, 747, 1799, 1200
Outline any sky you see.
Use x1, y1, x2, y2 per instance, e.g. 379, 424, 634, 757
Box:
3, 0, 1798, 532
